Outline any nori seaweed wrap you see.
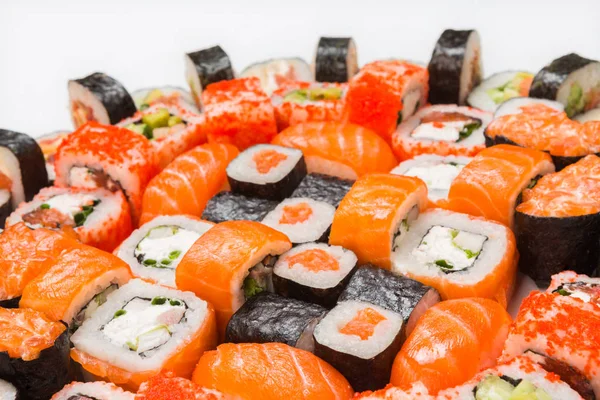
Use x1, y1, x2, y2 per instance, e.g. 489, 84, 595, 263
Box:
201, 192, 279, 223
185, 45, 235, 108
314, 37, 358, 83
290, 173, 353, 207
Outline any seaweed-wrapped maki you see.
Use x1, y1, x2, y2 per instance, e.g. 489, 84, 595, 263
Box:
202, 192, 279, 223
185, 45, 235, 109
291, 173, 353, 207
314, 37, 358, 83
467, 71, 534, 112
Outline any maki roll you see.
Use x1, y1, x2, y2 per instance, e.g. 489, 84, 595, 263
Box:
0, 307, 70, 400
240, 57, 313, 94
313, 300, 404, 391
132, 86, 198, 112
428, 29, 483, 105
0, 177, 10, 228
314, 37, 358, 83
36, 130, 71, 185
70, 279, 218, 391
226, 144, 307, 201
515, 155, 600, 283
202, 192, 279, 223
116, 215, 213, 287
225, 292, 326, 352
0, 379, 18, 400
185, 45, 235, 109
467, 71, 534, 112
6, 186, 132, 252
529, 53, 600, 117
273, 242, 358, 308
261, 197, 336, 244
68, 72, 137, 128
391, 105, 492, 161
548, 271, 600, 306
291, 173, 353, 208
494, 96, 565, 119
391, 208, 518, 307
51, 381, 134, 400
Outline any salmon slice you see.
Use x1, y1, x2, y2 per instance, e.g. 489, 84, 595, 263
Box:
139, 143, 239, 225
136, 371, 227, 400
192, 342, 354, 400
446, 144, 555, 228
390, 298, 511, 395
272, 122, 398, 180
175, 221, 291, 337
329, 174, 428, 270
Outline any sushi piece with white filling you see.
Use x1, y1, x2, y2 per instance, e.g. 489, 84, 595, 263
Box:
50, 381, 134, 400
493, 96, 565, 119
240, 57, 313, 94
185, 45, 235, 109
467, 71, 534, 112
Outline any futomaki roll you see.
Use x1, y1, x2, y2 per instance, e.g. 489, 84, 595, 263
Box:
392, 105, 492, 161
68, 72, 137, 128
240, 58, 313, 94
467, 71, 534, 112
201, 192, 279, 223
116, 215, 213, 287
428, 29, 483, 105
225, 292, 326, 352
314, 37, 358, 83
185, 45, 235, 109
132, 86, 198, 112
70, 279, 218, 391
0, 379, 18, 400
313, 300, 404, 391
37, 130, 70, 185
261, 197, 336, 244
273, 242, 358, 308
291, 173, 353, 208
493, 96, 565, 119
51, 382, 134, 400
226, 144, 307, 200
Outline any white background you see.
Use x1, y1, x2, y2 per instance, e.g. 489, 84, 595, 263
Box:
1, 0, 600, 137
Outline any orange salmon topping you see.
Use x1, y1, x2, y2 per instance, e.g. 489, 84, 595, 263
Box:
286, 249, 340, 272
253, 149, 288, 174
279, 202, 313, 225
0, 307, 66, 361
339, 307, 387, 340
0, 171, 12, 191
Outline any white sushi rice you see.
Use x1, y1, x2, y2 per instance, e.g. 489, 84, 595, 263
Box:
575, 107, 600, 122
0, 147, 24, 208
494, 96, 565, 119
240, 58, 313, 94
274, 243, 357, 289
117, 215, 213, 287
467, 71, 532, 112
459, 31, 483, 105
261, 198, 335, 244
0, 379, 17, 400
68, 80, 111, 126
51, 381, 134, 400
71, 279, 209, 373
313, 300, 403, 360
227, 144, 303, 185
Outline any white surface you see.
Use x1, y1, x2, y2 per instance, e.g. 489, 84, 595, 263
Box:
1, 0, 600, 137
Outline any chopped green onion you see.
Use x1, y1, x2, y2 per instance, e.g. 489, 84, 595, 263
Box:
169, 299, 182, 306
151, 296, 167, 305
557, 288, 571, 296
435, 259, 454, 270
40, 203, 50, 210
169, 250, 182, 259
160, 259, 172, 266
143, 259, 157, 266
463, 249, 481, 259
114, 309, 126, 318
450, 229, 459, 239
458, 121, 482, 141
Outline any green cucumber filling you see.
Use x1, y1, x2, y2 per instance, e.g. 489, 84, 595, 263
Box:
101, 296, 187, 355
412, 112, 482, 143
134, 225, 201, 270
392, 206, 419, 251
71, 284, 118, 333
553, 282, 600, 304
243, 255, 277, 300
565, 83, 585, 118
475, 375, 552, 400
284, 87, 343, 104
486, 72, 533, 104
125, 107, 186, 140
22, 194, 100, 229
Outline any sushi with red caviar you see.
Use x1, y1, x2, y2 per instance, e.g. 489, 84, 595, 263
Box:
136, 371, 228, 400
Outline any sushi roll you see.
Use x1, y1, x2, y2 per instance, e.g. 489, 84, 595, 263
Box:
70, 279, 218, 391
225, 292, 327, 352
36, 130, 71, 185
240, 57, 313, 94
0, 176, 11, 227
0, 307, 70, 400
313, 300, 405, 391
139, 143, 238, 225
548, 271, 600, 306
338, 265, 441, 336
428, 29, 483, 105
329, 174, 428, 270
176, 221, 292, 336
185, 45, 235, 109
391, 208, 518, 307
447, 144, 555, 228
314, 37, 358, 83
0, 379, 18, 400
272, 122, 398, 180
391, 105, 492, 161
494, 96, 565, 119
343, 60, 429, 143
51, 381, 134, 400
6, 186, 132, 252
132, 86, 198, 112
272, 242, 358, 308
136, 371, 227, 400
529, 53, 600, 117
575, 108, 600, 122
390, 154, 472, 208
68, 72, 137, 128
116, 215, 213, 287
201, 192, 279, 223
226, 144, 307, 201
466, 71, 534, 112
290, 173, 353, 208
54, 122, 159, 225
261, 197, 336, 244
202, 77, 278, 150
515, 155, 600, 283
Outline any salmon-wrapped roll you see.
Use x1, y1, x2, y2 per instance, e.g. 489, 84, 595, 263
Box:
136, 371, 227, 400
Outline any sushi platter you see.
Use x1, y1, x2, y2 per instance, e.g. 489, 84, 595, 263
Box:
2, 28, 600, 400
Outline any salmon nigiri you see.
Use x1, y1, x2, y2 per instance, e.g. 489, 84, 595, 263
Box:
390, 298, 512, 395
139, 143, 238, 225
271, 122, 397, 180
192, 343, 354, 400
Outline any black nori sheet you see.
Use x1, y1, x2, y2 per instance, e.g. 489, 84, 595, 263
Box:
291, 173, 353, 207
0, 328, 70, 400
225, 292, 326, 349
515, 211, 600, 285
428, 29, 480, 105
201, 192, 278, 223
0, 129, 48, 203
186, 45, 235, 90
0, 192, 11, 227
0, 297, 20, 309
70, 72, 137, 124
228, 156, 307, 201
315, 37, 355, 83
